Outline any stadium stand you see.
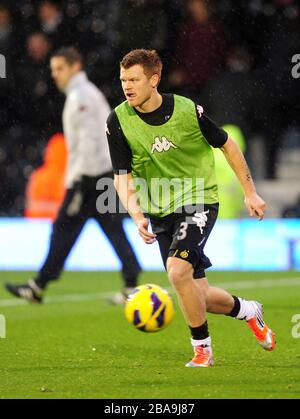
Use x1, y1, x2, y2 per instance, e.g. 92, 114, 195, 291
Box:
0, 0, 299, 216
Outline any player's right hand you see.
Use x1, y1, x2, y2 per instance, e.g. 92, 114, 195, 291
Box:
244, 193, 266, 221
137, 218, 157, 245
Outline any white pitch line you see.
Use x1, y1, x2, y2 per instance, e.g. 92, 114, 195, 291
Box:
0, 291, 116, 308
0, 277, 299, 308
214, 277, 300, 290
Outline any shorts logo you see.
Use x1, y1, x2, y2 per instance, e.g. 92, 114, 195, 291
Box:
151, 136, 177, 154
197, 105, 204, 118
192, 210, 210, 234
180, 250, 189, 259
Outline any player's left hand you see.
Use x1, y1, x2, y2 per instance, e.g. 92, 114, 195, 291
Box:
244, 193, 266, 221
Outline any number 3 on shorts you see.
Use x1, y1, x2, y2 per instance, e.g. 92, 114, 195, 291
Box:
178, 222, 188, 241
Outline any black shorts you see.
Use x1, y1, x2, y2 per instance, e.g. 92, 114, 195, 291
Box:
150, 204, 219, 279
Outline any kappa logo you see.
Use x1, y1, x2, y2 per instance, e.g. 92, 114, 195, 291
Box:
151, 136, 177, 154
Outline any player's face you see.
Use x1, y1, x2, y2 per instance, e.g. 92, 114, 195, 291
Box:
120, 64, 158, 108
50, 57, 80, 90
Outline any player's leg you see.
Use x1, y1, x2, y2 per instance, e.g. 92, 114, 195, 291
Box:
151, 217, 213, 367
5, 188, 88, 302
194, 278, 235, 314
184, 201, 276, 352
194, 277, 276, 351
166, 256, 213, 368
167, 258, 207, 327
94, 212, 142, 302
159, 206, 218, 367
35, 204, 86, 289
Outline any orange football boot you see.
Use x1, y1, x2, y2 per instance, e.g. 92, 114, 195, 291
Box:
247, 302, 276, 351
186, 345, 214, 368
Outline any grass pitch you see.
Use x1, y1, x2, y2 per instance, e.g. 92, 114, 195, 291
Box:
0, 270, 299, 399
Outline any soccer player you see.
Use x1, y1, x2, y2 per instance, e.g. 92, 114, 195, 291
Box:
5, 47, 141, 304
106, 49, 275, 367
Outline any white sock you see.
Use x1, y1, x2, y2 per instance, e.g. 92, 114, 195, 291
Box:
191, 337, 211, 348
236, 298, 256, 321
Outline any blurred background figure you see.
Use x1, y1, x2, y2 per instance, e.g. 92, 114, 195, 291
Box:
26, 31, 52, 62
0, 3, 19, 137
251, 0, 300, 179
24, 133, 67, 220
15, 31, 63, 147
0, 3, 14, 57
37, 0, 72, 48
169, 0, 228, 101
204, 46, 254, 140
112, 0, 169, 57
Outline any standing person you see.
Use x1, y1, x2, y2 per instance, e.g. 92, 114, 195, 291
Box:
169, 0, 228, 101
106, 49, 275, 368
5, 47, 141, 303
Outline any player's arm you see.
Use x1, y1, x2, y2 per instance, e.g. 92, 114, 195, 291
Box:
73, 93, 107, 171
195, 104, 266, 220
221, 137, 266, 220
106, 111, 156, 244
114, 172, 156, 244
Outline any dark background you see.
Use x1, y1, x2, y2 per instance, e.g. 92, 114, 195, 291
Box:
0, 0, 300, 215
